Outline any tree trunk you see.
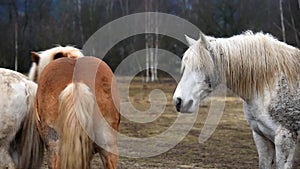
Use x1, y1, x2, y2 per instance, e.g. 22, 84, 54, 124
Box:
119, 0, 124, 15
14, 20, 18, 71
10, 1, 18, 71
119, 0, 129, 15
288, 0, 299, 46
279, 0, 286, 42
150, 35, 154, 82
145, 1, 150, 82
145, 36, 150, 82
144, 0, 158, 82
154, 11, 158, 81
77, 0, 84, 44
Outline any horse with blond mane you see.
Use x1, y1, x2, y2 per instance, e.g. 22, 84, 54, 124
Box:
28, 46, 84, 82
173, 31, 300, 169
30, 46, 120, 169
0, 68, 44, 169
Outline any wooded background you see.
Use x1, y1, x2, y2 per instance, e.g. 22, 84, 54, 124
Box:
0, 0, 299, 74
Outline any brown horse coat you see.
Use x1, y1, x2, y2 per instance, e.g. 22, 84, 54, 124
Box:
35, 56, 120, 169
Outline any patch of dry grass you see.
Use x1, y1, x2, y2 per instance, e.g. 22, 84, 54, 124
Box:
116, 77, 258, 169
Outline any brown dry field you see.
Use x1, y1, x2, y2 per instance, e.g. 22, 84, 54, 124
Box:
41, 77, 300, 169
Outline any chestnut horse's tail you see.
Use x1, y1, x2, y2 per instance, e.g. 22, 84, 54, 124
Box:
58, 82, 95, 169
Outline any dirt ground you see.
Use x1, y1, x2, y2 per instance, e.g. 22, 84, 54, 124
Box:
41, 77, 299, 169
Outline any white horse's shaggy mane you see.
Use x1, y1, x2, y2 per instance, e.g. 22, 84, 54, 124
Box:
184, 31, 300, 99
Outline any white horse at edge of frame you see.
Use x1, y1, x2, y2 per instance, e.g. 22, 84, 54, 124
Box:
173, 30, 300, 169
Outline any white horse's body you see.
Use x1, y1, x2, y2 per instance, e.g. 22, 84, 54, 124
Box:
0, 68, 43, 169
174, 31, 300, 168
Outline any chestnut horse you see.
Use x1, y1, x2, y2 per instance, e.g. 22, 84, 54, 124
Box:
0, 68, 44, 169
34, 56, 120, 169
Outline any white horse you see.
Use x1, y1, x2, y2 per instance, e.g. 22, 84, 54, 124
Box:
0, 68, 44, 169
173, 31, 300, 169
28, 46, 84, 82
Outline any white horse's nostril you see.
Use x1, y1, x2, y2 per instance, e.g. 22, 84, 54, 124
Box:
175, 98, 182, 112
186, 99, 193, 110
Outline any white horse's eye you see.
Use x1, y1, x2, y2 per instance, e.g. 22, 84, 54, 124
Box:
205, 76, 212, 88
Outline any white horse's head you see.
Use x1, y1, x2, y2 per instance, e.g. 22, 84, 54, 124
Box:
28, 46, 84, 82
173, 32, 215, 113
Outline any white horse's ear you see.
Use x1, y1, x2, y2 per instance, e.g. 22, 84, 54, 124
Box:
199, 31, 209, 49
31, 52, 40, 64
184, 34, 197, 46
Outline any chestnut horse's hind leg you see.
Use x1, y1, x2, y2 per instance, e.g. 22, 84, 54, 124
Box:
98, 148, 118, 169
0, 147, 15, 169
46, 140, 60, 169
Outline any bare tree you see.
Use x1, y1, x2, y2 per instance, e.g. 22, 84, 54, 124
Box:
76, 0, 84, 44
145, 0, 158, 82
119, 0, 129, 15
153, 11, 158, 82
145, 1, 150, 82
288, 0, 299, 46
279, 0, 286, 42
9, 1, 19, 71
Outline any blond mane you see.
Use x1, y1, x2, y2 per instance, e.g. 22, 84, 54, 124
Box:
184, 31, 300, 99
28, 46, 84, 82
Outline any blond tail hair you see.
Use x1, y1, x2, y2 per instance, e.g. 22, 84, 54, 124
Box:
58, 82, 95, 169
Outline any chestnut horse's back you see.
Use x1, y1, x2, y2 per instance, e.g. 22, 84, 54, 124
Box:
35, 57, 120, 169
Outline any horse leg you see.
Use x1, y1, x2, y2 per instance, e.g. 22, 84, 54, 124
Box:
45, 140, 60, 169
96, 138, 118, 169
0, 147, 15, 169
98, 148, 118, 169
0, 115, 19, 169
275, 127, 297, 169
253, 131, 275, 169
